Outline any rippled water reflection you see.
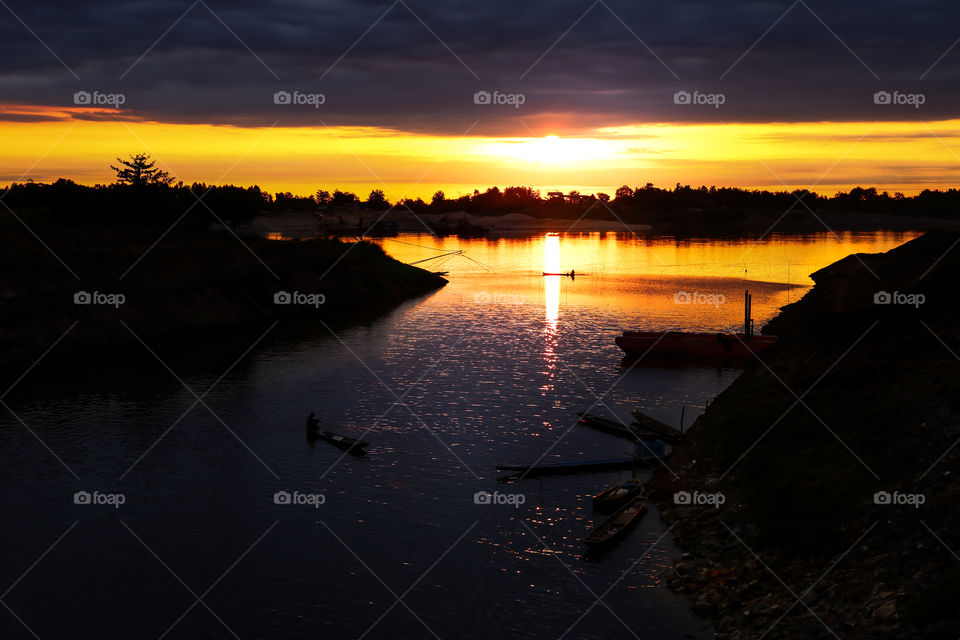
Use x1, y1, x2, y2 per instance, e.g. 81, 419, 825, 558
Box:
0, 231, 915, 639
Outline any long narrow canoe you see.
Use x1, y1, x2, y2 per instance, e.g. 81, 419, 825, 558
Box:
310, 429, 370, 454
592, 481, 643, 512
630, 410, 684, 438
577, 412, 641, 439
577, 412, 681, 443
498, 442, 670, 478
584, 496, 647, 547
497, 457, 635, 477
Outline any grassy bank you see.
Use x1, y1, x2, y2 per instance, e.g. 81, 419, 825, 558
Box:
0, 214, 446, 381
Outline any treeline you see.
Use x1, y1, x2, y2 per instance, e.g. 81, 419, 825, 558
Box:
2, 179, 274, 226
8, 172, 960, 227
418, 184, 960, 218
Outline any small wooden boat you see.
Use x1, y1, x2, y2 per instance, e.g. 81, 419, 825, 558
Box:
577, 412, 640, 439
496, 457, 635, 477
631, 410, 684, 438
541, 271, 575, 277
616, 330, 777, 358
616, 290, 776, 359
577, 412, 677, 442
578, 412, 684, 443
309, 428, 370, 455
592, 480, 643, 512
498, 441, 670, 478
594, 449, 644, 512
584, 496, 647, 547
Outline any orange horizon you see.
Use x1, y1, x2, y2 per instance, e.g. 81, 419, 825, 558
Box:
3, 108, 960, 201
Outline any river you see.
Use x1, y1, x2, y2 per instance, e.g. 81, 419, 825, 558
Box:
0, 230, 916, 639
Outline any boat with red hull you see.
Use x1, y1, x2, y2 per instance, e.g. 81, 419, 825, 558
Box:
615, 290, 777, 359
615, 330, 777, 358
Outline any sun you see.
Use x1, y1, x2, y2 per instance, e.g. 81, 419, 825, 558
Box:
476, 134, 620, 167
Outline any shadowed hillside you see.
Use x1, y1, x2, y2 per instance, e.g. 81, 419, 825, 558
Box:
651, 231, 960, 639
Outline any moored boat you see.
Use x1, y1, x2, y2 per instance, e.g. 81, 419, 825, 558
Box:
630, 410, 684, 438
583, 496, 647, 547
577, 412, 682, 443
496, 457, 635, 477
498, 440, 670, 478
576, 412, 641, 439
616, 330, 777, 358
592, 480, 643, 512
616, 290, 777, 359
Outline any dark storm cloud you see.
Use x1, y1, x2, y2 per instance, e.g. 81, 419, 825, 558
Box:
0, 112, 64, 122
1, 0, 959, 134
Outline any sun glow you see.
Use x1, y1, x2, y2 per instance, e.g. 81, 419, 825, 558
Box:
476, 135, 623, 167
4, 112, 960, 198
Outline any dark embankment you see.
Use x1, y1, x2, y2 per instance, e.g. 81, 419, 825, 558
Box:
650, 231, 960, 639
0, 217, 446, 381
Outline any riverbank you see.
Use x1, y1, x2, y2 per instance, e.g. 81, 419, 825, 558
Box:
0, 216, 446, 383
649, 230, 960, 639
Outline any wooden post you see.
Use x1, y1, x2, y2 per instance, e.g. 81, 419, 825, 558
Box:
744, 289, 753, 339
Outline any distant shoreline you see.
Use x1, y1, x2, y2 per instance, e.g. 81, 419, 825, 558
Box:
245, 209, 946, 241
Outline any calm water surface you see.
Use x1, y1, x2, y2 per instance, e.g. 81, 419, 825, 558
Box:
0, 231, 916, 639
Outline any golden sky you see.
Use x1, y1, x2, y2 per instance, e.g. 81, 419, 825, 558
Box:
3, 106, 959, 200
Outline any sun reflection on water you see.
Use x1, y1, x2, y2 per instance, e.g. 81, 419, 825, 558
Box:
543, 233, 562, 386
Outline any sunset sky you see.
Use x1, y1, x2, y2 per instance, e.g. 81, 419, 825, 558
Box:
2, 0, 959, 200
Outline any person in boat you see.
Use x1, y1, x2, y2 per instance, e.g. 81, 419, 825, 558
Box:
306, 412, 321, 433
570, 269, 575, 279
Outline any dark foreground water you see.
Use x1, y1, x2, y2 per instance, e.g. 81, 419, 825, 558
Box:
0, 231, 915, 639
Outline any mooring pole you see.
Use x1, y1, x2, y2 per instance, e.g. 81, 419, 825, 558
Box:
743, 290, 751, 338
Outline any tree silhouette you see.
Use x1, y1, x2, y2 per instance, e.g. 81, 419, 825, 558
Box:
111, 153, 174, 186
330, 189, 360, 208
365, 189, 389, 210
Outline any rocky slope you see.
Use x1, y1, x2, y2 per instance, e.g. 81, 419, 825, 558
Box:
650, 231, 960, 639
